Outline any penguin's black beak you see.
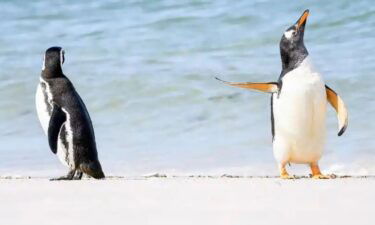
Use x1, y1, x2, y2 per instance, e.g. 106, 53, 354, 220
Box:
295, 9, 309, 32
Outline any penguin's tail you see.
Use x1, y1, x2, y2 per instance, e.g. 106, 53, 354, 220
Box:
80, 161, 105, 179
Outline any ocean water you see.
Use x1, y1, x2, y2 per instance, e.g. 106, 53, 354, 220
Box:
0, 0, 374, 176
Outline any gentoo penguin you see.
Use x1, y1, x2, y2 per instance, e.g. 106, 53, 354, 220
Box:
36, 46, 105, 180
216, 10, 348, 179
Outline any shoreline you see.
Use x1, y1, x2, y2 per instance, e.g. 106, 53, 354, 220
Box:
1, 174, 375, 180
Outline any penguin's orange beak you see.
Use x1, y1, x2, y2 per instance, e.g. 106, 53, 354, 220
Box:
296, 9, 309, 30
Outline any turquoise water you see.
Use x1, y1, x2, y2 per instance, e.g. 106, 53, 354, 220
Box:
0, 0, 374, 176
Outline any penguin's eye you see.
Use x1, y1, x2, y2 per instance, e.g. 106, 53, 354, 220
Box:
292, 31, 296, 36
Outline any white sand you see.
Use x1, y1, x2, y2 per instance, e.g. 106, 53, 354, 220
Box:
0, 177, 373, 225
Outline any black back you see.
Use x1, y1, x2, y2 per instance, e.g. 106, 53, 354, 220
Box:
42, 47, 100, 165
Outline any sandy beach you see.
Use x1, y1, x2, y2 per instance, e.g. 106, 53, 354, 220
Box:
1, 1, 374, 225
0, 176, 373, 225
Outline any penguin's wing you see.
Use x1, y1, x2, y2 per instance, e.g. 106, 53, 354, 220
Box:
325, 85, 348, 136
215, 77, 278, 93
48, 103, 67, 154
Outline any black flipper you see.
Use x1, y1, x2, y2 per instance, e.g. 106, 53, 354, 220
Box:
48, 103, 67, 154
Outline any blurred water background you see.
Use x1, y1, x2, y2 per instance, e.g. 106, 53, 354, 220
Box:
0, 0, 374, 176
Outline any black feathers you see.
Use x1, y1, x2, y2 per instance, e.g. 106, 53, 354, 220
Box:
48, 103, 66, 154
40, 47, 105, 180
42, 46, 64, 79
278, 12, 309, 84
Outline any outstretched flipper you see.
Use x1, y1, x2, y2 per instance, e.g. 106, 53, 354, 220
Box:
215, 77, 278, 93
325, 85, 348, 136
48, 103, 67, 154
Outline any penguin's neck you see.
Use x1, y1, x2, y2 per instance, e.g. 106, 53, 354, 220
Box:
41, 66, 63, 79
280, 45, 308, 74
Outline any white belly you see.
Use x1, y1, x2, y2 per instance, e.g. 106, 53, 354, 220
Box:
273, 58, 327, 164
35, 83, 51, 134
35, 79, 74, 168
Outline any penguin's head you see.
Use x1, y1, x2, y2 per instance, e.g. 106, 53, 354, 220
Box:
42, 46, 65, 78
279, 10, 309, 70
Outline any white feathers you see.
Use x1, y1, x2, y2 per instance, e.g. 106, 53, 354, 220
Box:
284, 30, 295, 40
42, 54, 46, 71
62, 108, 75, 169
36, 78, 74, 169
273, 57, 327, 164
60, 49, 64, 68
35, 79, 52, 134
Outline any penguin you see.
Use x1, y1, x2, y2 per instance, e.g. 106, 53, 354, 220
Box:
36, 46, 105, 180
216, 10, 348, 179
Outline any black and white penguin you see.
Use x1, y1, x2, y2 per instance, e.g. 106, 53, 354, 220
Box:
216, 10, 348, 179
36, 46, 105, 180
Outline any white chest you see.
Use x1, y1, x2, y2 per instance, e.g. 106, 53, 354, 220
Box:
35, 79, 53, 134
277, 57, 326, 111
272, 57, 327, 163
35, 78, 75, 168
